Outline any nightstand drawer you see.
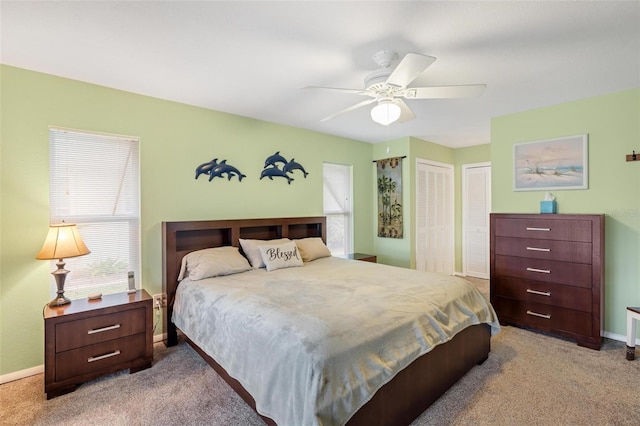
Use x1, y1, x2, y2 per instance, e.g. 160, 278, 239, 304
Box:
341, 253, 377, 263
55, 333, 147, 382
55, 308, 147, 352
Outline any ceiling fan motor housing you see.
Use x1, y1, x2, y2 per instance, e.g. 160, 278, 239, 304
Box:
364, 69, 394, 90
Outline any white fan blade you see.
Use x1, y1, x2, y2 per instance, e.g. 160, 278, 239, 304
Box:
386, 53, 436, 88
320, 98, 377, 122
396, 99, 415, 123
405, 84, 486, 99
302, 86, 371, 96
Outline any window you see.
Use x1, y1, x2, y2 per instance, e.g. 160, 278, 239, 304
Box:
322, 162, 352, 255
48, 127, 140, 299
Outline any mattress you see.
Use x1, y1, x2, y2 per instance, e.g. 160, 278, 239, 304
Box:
173, 256, 500, 426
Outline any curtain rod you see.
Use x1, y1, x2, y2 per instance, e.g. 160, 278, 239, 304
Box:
372, 156, 407, 163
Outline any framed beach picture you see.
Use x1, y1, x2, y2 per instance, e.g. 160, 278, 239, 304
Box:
513, 134, 588, 191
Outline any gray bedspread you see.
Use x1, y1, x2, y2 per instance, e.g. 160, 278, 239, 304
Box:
173, 256, 500, 426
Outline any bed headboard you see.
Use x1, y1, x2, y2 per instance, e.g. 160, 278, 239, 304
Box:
161, 216, 326, 346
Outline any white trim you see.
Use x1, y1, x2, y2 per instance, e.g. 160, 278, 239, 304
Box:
154, 333, 167, 344
49, 125, 139, 142
604, 330, 640, 346
415, 158, 452, 169
0, 365, 44, 384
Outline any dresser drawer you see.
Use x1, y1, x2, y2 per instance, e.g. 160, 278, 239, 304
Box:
492, 276, 592, 312
55, 333, 147, 382
492, 296, 592, 337
495, 255, 592, 288
494, 237, 592, 264
56, 308, 146, 352
494, 218, 593, 242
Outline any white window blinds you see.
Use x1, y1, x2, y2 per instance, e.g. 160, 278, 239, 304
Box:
48, 127, 140, 299
323, 162, 352, 256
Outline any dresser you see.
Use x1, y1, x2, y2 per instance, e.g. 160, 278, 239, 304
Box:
490, 214, 604, 349
44, 290, 153, 399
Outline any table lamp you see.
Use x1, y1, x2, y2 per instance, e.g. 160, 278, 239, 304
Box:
36, 223, 90, 307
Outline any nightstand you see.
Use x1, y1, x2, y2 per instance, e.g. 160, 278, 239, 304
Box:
342, 253, 377, 263
43, 289, 153, 399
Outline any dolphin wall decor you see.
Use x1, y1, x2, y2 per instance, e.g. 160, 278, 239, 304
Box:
195, 158, 246, 182
260, 152, 309, 184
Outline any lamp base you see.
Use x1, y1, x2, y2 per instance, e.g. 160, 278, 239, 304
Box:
49, 259, 71, 308
48, 295, 71, 307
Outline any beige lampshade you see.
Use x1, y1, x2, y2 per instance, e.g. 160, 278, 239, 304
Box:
36, 223, 91, 260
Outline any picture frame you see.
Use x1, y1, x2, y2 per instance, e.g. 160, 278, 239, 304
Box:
513, 134, 588, 191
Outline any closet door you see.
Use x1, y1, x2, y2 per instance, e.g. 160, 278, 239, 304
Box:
462, 163, 491, 278
416, 160, 454, 274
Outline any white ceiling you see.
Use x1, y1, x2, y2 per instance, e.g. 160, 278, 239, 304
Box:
2, 1, 639, 148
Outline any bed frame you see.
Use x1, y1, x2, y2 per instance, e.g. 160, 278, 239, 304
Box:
162, 216, 491, 426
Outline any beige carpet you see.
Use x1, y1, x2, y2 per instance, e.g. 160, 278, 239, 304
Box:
2, 278, 639, 425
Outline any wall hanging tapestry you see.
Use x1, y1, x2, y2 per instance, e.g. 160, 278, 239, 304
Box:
195, 158, 246, 182
513, 134, 588, 191
376, 156, 404, 238
260, 151, 309, 185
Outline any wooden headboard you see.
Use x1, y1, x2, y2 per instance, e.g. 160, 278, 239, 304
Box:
161, 216, 326, 345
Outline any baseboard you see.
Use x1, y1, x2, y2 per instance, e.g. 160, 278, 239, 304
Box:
154, 333, 167, 344
457, 273, 637, 345
0, 365, 44, 385
0, 331, 634, 384
1, 334, 167, 384
604, 330, 640, 345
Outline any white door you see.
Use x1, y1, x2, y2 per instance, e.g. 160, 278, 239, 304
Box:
462, 163, 491, 278
416, 159, 454, 274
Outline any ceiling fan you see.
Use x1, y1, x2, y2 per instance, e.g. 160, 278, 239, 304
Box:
305, 50, 486, 125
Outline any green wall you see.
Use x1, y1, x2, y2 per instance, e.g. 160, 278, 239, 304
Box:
491, 88, 640, 338
0, 65, 374, 375
372, 137, 410, 267
2, 63, 635, 377
372, 137, 490, 271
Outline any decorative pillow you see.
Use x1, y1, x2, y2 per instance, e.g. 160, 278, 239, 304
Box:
258, 241, 304, 272
239, 238, 291, 269
178, 246, 251, 281
294, 237, 331, 262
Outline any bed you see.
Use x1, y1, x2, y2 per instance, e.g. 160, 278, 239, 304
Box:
162, 216, 499, 426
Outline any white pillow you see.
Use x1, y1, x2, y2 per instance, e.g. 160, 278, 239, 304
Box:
294, 237, 331, 262
239, 238, 291, 269
178, 246, 251, 281
258, 241, 304, 272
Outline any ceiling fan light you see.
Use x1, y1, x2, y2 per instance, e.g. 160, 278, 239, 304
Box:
371, 101, 401, 126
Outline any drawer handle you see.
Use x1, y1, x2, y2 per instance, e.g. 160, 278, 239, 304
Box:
88, 324, 121, 335
526, 267, 551, 274
526, 246, 551, 252
527, 310, 551, 319
527, 289, 551, 297
88, 350, 121, 363
526, 227, 551, 232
